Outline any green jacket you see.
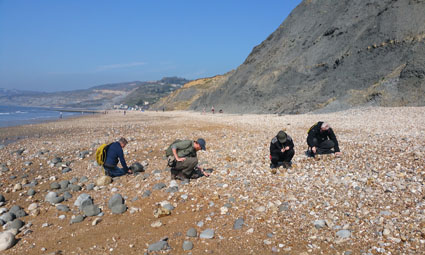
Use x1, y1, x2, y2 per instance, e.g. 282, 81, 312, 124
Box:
167, 140, 197, 158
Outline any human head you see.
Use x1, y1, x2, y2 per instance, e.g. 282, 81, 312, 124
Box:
194, 138, 206, 151
118, 137, 128, 148
277, 131, 287, 143
321, 122, 330, 131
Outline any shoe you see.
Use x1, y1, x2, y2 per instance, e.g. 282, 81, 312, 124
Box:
270, 163, 278, 169
305, 150, 315, 158
282, 162, 292, 168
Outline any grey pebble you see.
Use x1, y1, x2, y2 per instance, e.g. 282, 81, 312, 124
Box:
62, 167, 72, 174
165, 186, 178, 193
59, 180, 69, 189
63, 191, 72, 200
111, 204, 127, 214
50, 182, 60, 189
27, 189, 36, 196
79, 176, 89, 183
7, 219, 24, 230
0, 212, 15, 222
148, 240, 170, 252
153, 183, 166, 190
233, 217, 244, 230
336, 229, 351, 238
108, 194, 124, 209
142, 190, 151, 197
186, 228, 197, 237
200, 228, 214, 239
86, 183, 95, 190
82, 204, 101, 217
56, 205, 70, 212
314, 220, 326, 229
69, 177, 78, 184
70, 215, 85, 224
182, 241, 193, 251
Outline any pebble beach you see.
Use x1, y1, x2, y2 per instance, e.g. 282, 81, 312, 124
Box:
0, 107, 424, 254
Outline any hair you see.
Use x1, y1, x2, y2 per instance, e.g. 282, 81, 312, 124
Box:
321, 122, 330, 130
118, 137, 128, 145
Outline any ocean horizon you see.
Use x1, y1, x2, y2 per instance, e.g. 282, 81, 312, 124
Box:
0, 105, 91, 128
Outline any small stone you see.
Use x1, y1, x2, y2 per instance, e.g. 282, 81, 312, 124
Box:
68, 184, 82, 192
45, 192, 58, 203
220, 207, 228, 215
86, 183, 95, 191
111, 204, 127, 214
92, 218, 102, 226
0, 213, 15, 223
233, 217, 244, 230
153, 183, 166, 190
56, 205, 70, 212
0, 231, 16, 251
148, 240, 170, 252
82, 204, 101, 217
69, 177, 78, 184
13, 184, 22, 191
256, 206, 266, 212
28, 203, 38, 211
182, 241, 193, 251
58, 215, 66, 220
278, 203, 289, 212
142, 190, 151, 198
61, 167, 72, 174
186, 228, 197, 237
70, 215, 85, 224
151, 221, 162, 228
96, 176, 112, 186
59, 180, 69, 189
63, 191, 72, 200
153, 207, 171, 218
51, 196, 64, 204
200, 229, 214, 239
197, 221, 204, 227
336, 230, 351, 238
74, 194, 93, 210
27, 189, 36, 196
108, 194, 124, 209
162, 204, 174, 211
314, 220, 326, 229
0, 195, 5, 203
165, 186, 178, 193
383, 228, 390, 236
6, 219, 24, 230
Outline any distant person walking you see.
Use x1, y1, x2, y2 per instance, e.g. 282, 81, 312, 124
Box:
270, 130, 295, 168
165, 138, 210, 181
103, 137, 132, 177
306, 122, 341, 157
59, 112, 63, 119
211, 106, 215, 114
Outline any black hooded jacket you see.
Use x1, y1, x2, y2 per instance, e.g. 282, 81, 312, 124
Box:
270, 135, 294, 155
307, 122, 340, 152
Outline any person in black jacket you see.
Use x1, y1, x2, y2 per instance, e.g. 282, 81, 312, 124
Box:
270, 130, 295, 168
103, 137, 132, 177
306, 122, 341, 157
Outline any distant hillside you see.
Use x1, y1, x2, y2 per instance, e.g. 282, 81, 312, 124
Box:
152, 72, 233, 111
0, 77, 189, 109
160, 0, 425, 114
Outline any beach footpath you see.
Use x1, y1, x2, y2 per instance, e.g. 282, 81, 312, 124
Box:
0, 108, 424, 254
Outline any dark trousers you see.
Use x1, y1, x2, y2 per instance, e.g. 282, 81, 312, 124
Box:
104, 165, 127, 177
311, 139, 335, 154
271, 148, 295, 165
173, 157, 198, 177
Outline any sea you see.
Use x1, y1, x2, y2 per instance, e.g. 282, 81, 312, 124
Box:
0, 105, 90, 128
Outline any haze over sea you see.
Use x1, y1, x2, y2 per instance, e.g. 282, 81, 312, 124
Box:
0, 105, 89, 128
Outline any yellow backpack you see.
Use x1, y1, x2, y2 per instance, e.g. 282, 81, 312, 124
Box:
95, 143, 111, 166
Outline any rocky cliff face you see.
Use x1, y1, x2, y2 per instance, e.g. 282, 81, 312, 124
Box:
193, 0, 425, 113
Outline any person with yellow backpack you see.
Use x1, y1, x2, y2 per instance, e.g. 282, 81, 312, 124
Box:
96, 137, 132, 177
306, 122, 342, 157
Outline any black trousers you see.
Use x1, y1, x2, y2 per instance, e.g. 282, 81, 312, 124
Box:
311, 139, 335, 154
271, 148, 295, 164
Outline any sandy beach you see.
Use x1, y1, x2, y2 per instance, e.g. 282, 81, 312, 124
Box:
0, 107, 424, 254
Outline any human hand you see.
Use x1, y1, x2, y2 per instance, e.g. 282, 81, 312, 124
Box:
335, 152, 342, 157
201, 168, 210, 177
285, 146, 290, 151
176, 157, 186, 162
312, 147, 317, 153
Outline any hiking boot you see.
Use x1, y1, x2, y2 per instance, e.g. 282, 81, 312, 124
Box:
305, 150, 315, 158
282, 162, 292, 168
270, 163, 278, 169
174, 172, 189, 182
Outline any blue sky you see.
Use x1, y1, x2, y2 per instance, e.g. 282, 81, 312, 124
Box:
0, 0, 302, 92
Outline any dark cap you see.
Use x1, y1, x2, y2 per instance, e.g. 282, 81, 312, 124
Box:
197, 138, 206, 150
277, 131, 287, 143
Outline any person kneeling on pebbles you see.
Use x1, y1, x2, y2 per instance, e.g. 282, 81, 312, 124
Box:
270, 130, 295, 169
306, 122, 342, 157
103, 137, 132, 177
165, 138, 210, 181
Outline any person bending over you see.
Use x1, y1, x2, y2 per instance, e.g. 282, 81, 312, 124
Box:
270, 130, 295, 168
103, 137, 132, 177
306, 122, 341, 157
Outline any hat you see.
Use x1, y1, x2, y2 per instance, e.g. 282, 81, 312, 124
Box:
197, 138, 206, 150
277, 131, 287, 143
